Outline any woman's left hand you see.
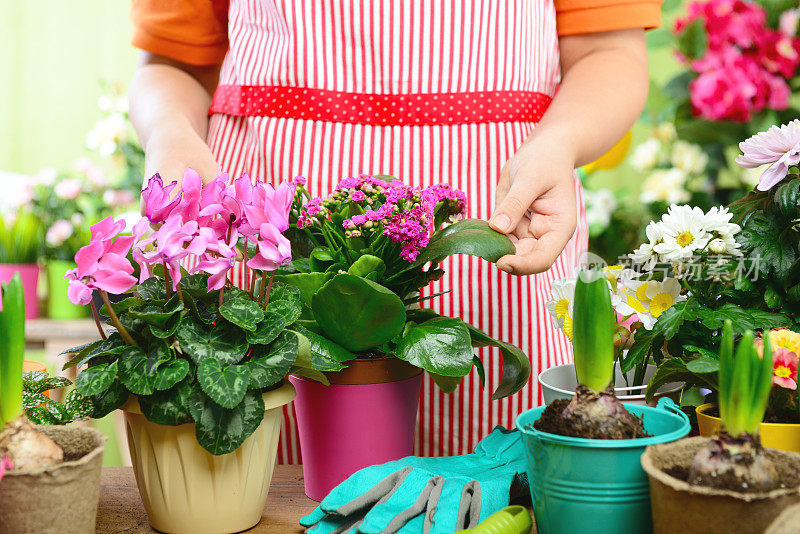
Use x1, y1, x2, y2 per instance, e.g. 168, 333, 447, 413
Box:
489, 141, 577, 276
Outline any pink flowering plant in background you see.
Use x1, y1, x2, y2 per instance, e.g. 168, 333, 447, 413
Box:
285, 175, 531, 398
63, 170, 321, 455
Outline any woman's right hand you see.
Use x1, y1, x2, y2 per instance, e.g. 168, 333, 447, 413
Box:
143, 122, 220, 188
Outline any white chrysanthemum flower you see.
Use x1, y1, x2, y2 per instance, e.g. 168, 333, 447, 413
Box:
630, 138, 662, 171
653, 205, 710, 262
629, 221, 666, 270
670, 141, 708, 175
86, 113, 131, 157
640, 168, 691, 204
655, 123, 677, 143
585, 188, 618, 231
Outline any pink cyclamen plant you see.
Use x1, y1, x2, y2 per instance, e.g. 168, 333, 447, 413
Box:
67, 168, 295, 319
736, 119, 800, 191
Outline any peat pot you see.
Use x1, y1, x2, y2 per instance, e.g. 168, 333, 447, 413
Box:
516, 398, 690, 534
641, 436, 800, 534
290, 357, 423, 501
0, 426, 106, 534
123, 381, 296, 534
539, 363, 683, 407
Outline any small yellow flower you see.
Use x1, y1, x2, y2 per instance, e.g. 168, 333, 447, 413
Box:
563, 315, 573, 341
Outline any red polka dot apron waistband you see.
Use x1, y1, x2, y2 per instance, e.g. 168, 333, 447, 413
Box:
209, 85, 553, 125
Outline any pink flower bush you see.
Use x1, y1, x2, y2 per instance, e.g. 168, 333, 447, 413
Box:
67, 169, 296, 303
675, 0, 800, 121
736, 120, 800, 190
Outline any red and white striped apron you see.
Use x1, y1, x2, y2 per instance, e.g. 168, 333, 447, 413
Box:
206, 0, 587, 463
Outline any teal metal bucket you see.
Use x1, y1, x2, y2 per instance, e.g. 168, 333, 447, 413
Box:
515, 398, 690, 534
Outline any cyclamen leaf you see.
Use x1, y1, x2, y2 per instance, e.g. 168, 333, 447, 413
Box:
246, 311, 286, 345
76, 360, 119, 396
138, 276, 167, 300
149, 314, 183, 338
248, 332, 297, 389
138, 387, 193, 426
197, 358, 251, 409
220, 297, 265, 331
180, 273, 217, 300
176, 318, 249, 365
147, 340, 173, 376
90, 379, 130, 418
99, 296, 144, 317
118, 346, 157, 395
266, 298, 302, 323
190, 389, 266, 455
154, 359, 190, 391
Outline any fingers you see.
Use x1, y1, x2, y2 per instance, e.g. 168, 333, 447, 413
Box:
489, 173, 543, 235
496, 219, 577, 275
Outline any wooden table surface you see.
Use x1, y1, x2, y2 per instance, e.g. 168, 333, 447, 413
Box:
97, 465, 316, 533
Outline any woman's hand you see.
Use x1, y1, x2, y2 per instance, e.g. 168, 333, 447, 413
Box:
490, 142, 577, 275
143, 122, 220, 186
489, 28, 649, 276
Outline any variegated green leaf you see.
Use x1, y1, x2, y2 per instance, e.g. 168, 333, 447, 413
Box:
176, 318, 248, 365
154, 359, 190, 391
118, 346, 156, 395
220, 297, 264, 331
197, 358, 250, 408
76, 360, 119, 396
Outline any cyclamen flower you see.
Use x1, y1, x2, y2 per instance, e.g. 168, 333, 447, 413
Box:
66, 217, 137, 305
247, 223, 292, 272
194, 237, 238, 291
243, 180, 295, 234
141, 173, 182, 224
736, 120, 800, 191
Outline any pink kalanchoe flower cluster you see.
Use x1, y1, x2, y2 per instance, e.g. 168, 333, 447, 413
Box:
298, 174, 467, 262
66, 217, 137, 305
675, 0, 800, 121
67, 168, 295, 302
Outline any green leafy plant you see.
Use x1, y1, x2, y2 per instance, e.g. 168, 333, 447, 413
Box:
0, 212, 44, 264
688, 320, 779, 492
22, 372, 93, 425
287, 176, 530, 398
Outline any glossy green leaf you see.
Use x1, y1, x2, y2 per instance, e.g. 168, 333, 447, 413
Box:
197, 358, 250, 408
22, 372, 71, 394
138, 276, 167, 300
686, 356, 720, 374
149, 314, 183, 338
118, 346, 157, 395
99, 296, 144, 317
312, 274, 406, 351
274, 273, 328, 309
188, 388, 265, 455
60, 340, 102, 369
395, 318, 472, 377
138, 386, 193, 426
410, 219, 515, 267
128, 295, 184, 328
347, 255, 386, 281
90, 379, 130, 418
76, 360, 119, 396
219, 297, 265, 331
176, 318, 249, 365
248, 332, 297, 389
154, 359, 190, 391
179, 273, 219, 301
292, 324, 355, 366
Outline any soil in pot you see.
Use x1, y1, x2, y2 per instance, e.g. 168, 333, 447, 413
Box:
533, 386, 648, 439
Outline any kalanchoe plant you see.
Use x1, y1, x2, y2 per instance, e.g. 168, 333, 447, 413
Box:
284, 175, 530, 398
64, 170, 324, 455
534, 270, 646, 439
22, 372, 93, 425
0, 275, 64, 473
689, 320, 778, 492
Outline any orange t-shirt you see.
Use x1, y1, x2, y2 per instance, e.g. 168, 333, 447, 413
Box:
131, 0, 662, 66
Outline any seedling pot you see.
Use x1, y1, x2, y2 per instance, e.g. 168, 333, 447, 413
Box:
641, 436, 800, 534
0, 425, 106, 534
290, 357, 423, 501
45, 260, 88, 319
767, 502, 800, 534
697, 403, 800, 453
516, 398, 690, 534
122, 381, 295, 534
0, 263, 39, 319
539, 363, 682, 407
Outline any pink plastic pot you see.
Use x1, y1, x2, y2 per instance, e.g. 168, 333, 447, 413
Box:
0, 263, 39, 319
290, 359, 423, 501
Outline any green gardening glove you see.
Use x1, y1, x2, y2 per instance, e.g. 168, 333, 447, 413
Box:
299, 427, 528, 534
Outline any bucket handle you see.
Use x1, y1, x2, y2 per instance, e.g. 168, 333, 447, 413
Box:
656, 397, 689, 425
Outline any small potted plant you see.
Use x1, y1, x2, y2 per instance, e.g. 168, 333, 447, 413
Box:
281, 175, 531, 500
516, 270, 690, 534
696, 327, 800, 451
641, 321, 800, 534
63, 171, 320, 533
0, 274, 106, 534
0, 211, 44, 319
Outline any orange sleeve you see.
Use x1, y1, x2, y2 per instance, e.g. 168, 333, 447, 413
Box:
130, 0, 229, 66
554, 0, 662, 36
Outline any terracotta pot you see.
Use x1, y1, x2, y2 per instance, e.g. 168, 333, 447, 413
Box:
0, 263, 39, 319
697, 403, 800, 453
290, 357, 423, 501
123, 381, 295, 534
641, 436, 800, 534
0, 426, 106, 534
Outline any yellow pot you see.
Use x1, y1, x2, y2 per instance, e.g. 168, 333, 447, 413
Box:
123, 381, 295, 534
696, 403, 800, 453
